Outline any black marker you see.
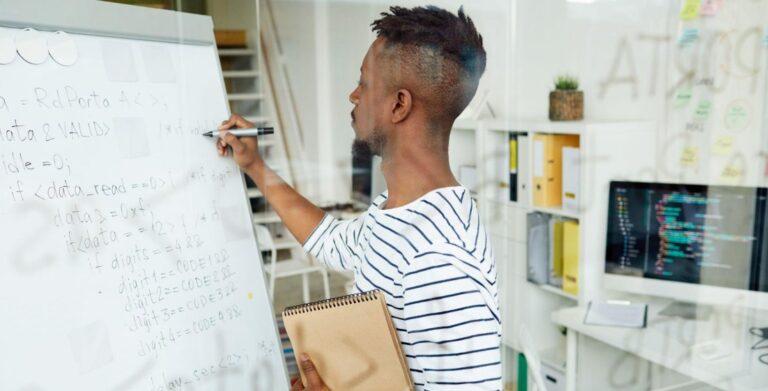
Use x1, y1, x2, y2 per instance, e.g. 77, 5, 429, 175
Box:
202, 127, 274, 138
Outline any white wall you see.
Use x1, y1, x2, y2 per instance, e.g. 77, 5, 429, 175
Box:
267, 0, 515, 204
265, 0, 768, 203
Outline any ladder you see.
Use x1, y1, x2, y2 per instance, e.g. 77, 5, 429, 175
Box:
218, 32, 302, 254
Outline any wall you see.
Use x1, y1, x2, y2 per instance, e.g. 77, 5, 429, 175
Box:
264, 0, 768, 201
265, 0, 514, 204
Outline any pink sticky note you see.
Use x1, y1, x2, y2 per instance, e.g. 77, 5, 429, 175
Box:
700, 0, 723, 16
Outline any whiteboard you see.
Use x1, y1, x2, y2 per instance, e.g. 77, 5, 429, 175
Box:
0, 3, 288, 390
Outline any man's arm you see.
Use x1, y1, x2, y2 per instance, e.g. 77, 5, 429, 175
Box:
217, 115, 363, 272
217, 114, 325, 244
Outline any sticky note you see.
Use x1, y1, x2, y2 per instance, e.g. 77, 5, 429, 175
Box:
700, 0, 722, 16
68, 321, 114, 374
248, 292, 254, 300
141, 45, 176, 83
113, 117, 150, 158
763, 27, 768, 47
674, 87, 693, 108
680, 146, 699, 167
220, 205, 252, 242
102, 41, 138, 82
693, 100, 712, 121
712, 136, 733, 156
678, 28, 700, 47
680, 0, 701, 21
724, 102, 750, 131
720, 164, 743, 182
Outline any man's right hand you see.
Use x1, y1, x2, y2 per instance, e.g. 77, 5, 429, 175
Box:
217, 114, 262, 171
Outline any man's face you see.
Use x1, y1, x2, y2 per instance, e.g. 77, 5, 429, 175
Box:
349, 38, 390, 157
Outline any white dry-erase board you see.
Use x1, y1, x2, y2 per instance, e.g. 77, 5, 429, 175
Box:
0, 1, 289, 390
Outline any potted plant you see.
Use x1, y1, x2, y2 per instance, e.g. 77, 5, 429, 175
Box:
549, 75, 583, 121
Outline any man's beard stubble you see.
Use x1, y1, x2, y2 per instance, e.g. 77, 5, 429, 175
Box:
351, 127, 385, 159
351, 138, 373, 160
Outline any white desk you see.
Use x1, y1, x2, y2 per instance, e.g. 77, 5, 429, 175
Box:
552, 296, 768, 390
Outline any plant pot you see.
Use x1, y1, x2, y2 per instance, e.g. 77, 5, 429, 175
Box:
549, 90, 584, 121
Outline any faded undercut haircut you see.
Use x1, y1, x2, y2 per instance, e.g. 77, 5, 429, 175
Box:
371, 6, 486, 131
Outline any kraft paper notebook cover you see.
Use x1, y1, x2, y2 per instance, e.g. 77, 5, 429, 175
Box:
282, 290, 413, 391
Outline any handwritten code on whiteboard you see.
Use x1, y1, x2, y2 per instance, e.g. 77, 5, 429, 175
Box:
0, 26, 286, 391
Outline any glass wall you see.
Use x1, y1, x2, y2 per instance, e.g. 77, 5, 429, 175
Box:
3, 0, 768, 389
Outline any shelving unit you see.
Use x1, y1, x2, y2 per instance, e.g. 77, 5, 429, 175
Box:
537, 282, 578, 301
218, 30, 303, 259
452, 118, 656, 389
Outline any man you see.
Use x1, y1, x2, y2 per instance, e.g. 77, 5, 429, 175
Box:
217, 6, 500, 390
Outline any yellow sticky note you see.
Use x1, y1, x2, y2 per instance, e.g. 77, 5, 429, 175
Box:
721, 164, 743, 182
247, 292, 254, 300
712, 136, 733, 156
681, 146, 699, 166
680, 0, 701, 21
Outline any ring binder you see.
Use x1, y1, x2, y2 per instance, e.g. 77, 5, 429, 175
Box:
283, 290, 381, 316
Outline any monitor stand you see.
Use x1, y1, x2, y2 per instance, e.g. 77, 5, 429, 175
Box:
658, 300, 713, 320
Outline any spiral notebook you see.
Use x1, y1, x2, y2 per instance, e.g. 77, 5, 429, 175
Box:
282, 290, 413, 390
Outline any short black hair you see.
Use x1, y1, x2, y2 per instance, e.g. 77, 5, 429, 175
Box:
371, 6, 486, 129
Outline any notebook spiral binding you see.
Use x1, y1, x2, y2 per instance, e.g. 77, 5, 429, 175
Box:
282, 290, 381, 316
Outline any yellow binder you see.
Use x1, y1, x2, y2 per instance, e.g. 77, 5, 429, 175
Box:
532, 134, 579, 207
563, 220, 579, 296
549, 219, 564, 286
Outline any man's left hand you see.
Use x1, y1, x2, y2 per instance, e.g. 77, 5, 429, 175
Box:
290, 354, 329, 391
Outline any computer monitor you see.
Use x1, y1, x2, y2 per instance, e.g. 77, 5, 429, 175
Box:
603, 181, 768, 309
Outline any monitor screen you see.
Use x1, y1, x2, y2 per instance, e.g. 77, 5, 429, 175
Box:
605, 181, 768, 292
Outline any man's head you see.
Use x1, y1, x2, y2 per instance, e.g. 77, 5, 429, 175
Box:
349, 6, 486, 157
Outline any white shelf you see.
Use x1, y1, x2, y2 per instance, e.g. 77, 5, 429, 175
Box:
223, 70, 260, 78
245, 115, 271, 124
530, 205, 580, 220
218, 48, 256, 56
253, 211, 281, 224
486, 119, 580, 134
273, 237, 300, 250
247, 188, 262, 198
453, 117, 651, 135
539, 345, 567, 370
552, 301, 768, 390
537, 283, 578, 301
228, 93, 265, 101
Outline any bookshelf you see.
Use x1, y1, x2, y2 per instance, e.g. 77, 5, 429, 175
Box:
452, 118, 656, 388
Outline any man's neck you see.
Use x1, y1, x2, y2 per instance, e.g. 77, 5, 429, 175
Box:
379, 139, 459, 210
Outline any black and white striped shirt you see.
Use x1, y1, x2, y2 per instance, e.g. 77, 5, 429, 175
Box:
303, 186, 501, 390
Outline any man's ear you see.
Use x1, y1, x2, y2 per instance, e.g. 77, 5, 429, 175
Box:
391, 89, 413, 124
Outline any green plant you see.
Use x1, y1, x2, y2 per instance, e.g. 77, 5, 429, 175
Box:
554, 75, 579, 91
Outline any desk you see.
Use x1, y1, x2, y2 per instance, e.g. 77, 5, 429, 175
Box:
551, 296, 768, 390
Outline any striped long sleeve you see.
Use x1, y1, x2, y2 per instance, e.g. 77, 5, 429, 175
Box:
302, 213, 366, 272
